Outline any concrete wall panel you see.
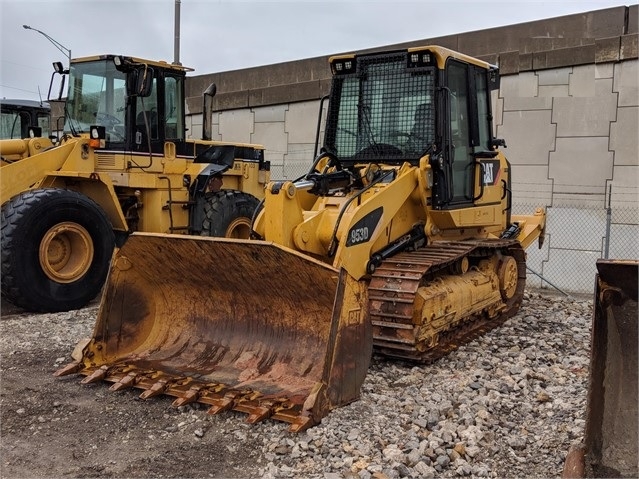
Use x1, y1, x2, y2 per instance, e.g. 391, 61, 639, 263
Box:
252, 122, 288, 164
537, 68, 571, 85
503, 96, 553, 111
614, 61, 639, 106
552, 79, 618, 136
218, 109, 254, 144
497, 110, 556, 165
254, 105, 287, 123
549, 137, 613, 194
611, 166, 639, 190
500, 72, 538, 97
569, 65, 596, 97
285, 101, 322, 144
510, 165, 553, 204
595, 63, 614, 79
539, 85, 569, 98
610, 106, 639, 166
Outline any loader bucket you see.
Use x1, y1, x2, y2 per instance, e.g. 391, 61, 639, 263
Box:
578, 259, 638, 478
55, 233, 372, 432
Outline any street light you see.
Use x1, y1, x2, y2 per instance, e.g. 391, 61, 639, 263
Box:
23, 24, 71, 67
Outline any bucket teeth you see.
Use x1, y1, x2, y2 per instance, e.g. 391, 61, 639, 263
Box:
53, 361, 84, 377
81, 365, 109, 384
139, 379, 169, 399
245, 406, 272, 424
172, 386, 202, 407
206, 391, 242, 415
110, 372, 139, 391
288, 414, 314, 433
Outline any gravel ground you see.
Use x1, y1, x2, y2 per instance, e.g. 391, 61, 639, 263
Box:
0, 290, 592, 478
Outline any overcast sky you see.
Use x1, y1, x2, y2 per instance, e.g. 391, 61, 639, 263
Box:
0, 0, 632, 101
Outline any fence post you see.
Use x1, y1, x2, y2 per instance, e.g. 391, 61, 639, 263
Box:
604, 184, 612, 259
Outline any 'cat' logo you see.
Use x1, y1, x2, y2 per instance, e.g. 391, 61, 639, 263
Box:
482, 160, 501, 186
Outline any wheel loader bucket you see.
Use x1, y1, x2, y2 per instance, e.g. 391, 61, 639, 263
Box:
55, 233, 372, 432
565, 259, 638, 478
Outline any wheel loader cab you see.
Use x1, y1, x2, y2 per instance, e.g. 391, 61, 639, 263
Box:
63, 55, 187, 154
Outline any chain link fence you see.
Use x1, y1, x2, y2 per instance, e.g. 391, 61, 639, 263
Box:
514, 185, 639, 294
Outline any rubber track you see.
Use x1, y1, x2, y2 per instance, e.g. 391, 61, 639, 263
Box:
368, 239, 526, 363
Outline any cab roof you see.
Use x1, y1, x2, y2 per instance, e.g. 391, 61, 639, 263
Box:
71, 54, 195, 72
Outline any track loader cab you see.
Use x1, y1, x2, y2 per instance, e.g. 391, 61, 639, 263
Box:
323, 47, 500, 210
56, 46, 545, 431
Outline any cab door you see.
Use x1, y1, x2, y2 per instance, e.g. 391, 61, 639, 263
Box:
446, 59, 474, 205
445, 59, 496, 207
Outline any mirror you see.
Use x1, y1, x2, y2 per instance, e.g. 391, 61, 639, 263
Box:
128, 67, 154, 97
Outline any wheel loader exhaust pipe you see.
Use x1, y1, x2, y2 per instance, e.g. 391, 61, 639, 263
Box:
55, 233, 372, 432
562, 259, 638, 478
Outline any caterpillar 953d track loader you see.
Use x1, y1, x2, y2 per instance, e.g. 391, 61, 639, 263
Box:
56, 46, 545, 432
1, 55, 270, 313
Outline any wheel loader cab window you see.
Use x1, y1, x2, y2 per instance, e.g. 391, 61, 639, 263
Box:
65, 60, 127, 143
135, 77, 159, 151
164, 75, 184, 141
0, 110, 26, 139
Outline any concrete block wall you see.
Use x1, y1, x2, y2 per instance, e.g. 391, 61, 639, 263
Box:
182, 5, 638, 293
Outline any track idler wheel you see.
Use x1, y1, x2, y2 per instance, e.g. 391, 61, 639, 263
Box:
498, 255, 518, 300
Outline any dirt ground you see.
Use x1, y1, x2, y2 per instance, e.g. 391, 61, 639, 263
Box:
0, 298, 268, 479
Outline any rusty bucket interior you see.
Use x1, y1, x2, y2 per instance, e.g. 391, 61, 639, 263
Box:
56, 233, 372, 432
583, 259, 638, 478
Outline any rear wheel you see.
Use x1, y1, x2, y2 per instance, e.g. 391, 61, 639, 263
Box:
201, 190, 259, 238
1, 188, 115, 312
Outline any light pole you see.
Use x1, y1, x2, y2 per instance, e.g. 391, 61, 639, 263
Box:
23, 24, 71, 67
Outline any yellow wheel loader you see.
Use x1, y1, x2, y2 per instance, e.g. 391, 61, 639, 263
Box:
56, 46, 546, 432
1, 55, 270, 313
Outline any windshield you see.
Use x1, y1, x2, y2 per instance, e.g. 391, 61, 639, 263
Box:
325, 52, 435, 164
65, 60, 126, 142
0, 106, 50, 139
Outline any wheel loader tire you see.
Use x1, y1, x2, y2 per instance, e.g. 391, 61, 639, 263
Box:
1, 188, 115, 313
201, 190, 259, 239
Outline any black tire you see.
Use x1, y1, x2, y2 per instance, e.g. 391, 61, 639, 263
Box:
201, 190, 259, 238
1, 188, 115, 312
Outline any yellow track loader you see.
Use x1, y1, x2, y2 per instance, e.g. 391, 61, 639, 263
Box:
56, 46, 546, 431
1, 55, 270, 313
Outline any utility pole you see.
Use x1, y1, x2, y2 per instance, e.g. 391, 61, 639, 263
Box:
174, 0, 182, 65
